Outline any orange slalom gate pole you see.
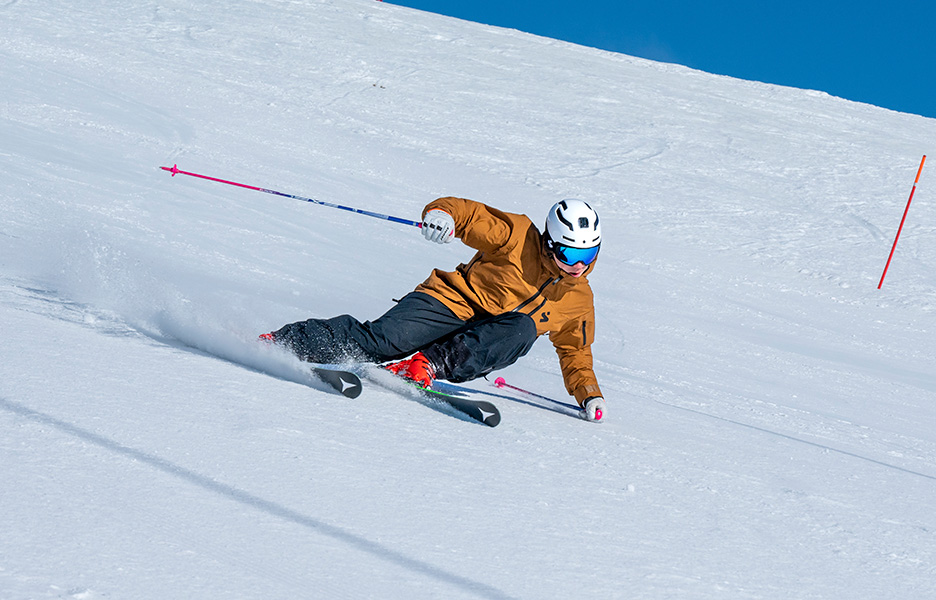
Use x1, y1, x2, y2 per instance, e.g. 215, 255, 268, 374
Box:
878, 155, 927, 289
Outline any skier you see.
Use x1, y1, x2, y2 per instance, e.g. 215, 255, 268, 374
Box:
261, 197, 606, 422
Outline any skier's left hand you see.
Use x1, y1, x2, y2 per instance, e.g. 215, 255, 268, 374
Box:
583, 397, 606, 422
422, 209, 455, 243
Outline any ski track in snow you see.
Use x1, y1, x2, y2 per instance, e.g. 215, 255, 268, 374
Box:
2, 1, 935, 598
0, 397, 513, 599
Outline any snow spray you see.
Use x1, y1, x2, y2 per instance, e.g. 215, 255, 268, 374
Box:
878, 155, 926, 289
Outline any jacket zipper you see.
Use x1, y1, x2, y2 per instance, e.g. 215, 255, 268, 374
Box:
512, 277, 558, 314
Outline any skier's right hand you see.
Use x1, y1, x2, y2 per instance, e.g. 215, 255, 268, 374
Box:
422, 209, 455, 244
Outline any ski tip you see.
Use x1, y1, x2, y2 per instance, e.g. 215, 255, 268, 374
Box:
309, 366, 363, 399
465, 400, 500, 427
482, 411, 501, 427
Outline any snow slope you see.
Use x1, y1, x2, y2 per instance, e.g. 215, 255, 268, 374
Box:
2, 1, 935, 598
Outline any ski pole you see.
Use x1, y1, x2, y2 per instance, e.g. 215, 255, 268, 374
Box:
878, 155, 926, 289
492, 377, 575, 410
159, 164, 421, 228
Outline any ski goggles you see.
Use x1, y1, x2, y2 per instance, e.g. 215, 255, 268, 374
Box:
552, 242, 600, 266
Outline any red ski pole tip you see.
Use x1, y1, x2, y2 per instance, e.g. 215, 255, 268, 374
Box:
494, 377, 506, 387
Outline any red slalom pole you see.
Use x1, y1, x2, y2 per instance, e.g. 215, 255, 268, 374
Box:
878, 155, 927, 289
159, 164, 421, 228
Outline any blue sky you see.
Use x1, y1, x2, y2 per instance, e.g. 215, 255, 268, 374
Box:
383, 0, 935, 120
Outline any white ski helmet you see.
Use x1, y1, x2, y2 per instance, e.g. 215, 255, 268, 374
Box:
544, 199, 601, 265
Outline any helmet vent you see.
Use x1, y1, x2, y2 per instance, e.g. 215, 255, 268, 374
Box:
556, 208, 574, 230
578, 217, 589, 229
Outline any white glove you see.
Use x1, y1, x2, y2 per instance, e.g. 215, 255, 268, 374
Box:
421, 209, 455, 244
583, 397, 606, 422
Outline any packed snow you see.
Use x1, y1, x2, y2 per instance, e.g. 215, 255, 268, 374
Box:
2, 1, 935, 598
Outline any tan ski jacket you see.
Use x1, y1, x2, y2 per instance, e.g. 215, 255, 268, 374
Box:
414, 197, 602, 405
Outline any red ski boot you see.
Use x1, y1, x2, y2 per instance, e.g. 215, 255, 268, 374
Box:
385, 352, 437, 388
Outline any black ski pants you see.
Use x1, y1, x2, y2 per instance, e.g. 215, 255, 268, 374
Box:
273, 292, 538, 382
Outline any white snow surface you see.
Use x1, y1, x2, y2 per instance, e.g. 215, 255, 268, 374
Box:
2, 1, 935, 598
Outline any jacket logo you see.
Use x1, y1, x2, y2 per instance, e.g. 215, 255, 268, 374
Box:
539, 311, 550, 323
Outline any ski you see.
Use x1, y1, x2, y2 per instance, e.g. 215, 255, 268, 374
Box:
420, 383, 501, 427
305, 363, 500, 426
309, 365, 362, 399
365, 366, 501, 427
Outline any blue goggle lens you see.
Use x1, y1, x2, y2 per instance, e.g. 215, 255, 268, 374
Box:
553, 243, 600, 266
